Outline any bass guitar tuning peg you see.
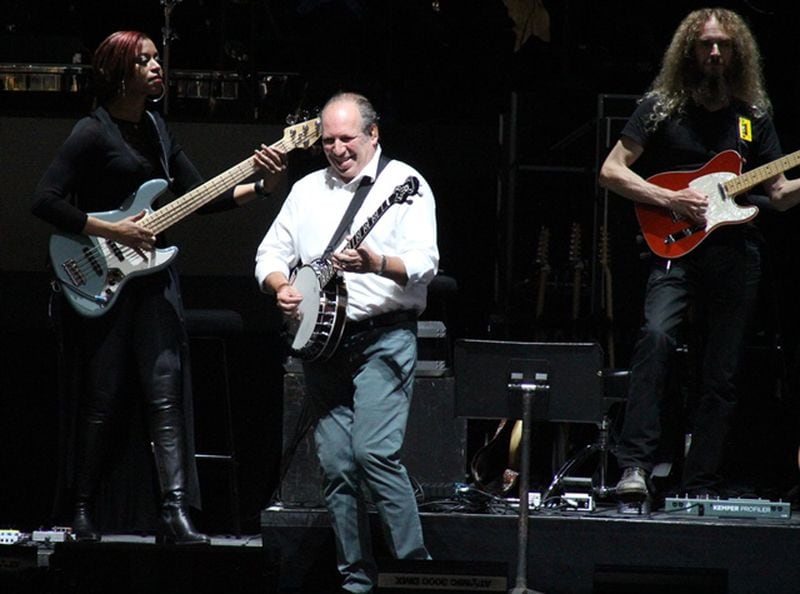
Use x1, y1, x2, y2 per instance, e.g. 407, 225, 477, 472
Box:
286, 108, 318, 126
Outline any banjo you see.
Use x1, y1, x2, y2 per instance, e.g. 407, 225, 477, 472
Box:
286, 176, 420, 361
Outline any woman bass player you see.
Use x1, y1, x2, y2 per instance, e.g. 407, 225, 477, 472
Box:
31, 30, 285, 543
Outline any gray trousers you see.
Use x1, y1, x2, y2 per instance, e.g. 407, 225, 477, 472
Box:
303, 320, 430, 592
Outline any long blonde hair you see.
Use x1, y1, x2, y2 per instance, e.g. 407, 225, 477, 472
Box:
644, 8, 770, 126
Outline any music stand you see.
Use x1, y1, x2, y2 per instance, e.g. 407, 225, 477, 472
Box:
454, 340, 603, 423
454, 339, 604, 594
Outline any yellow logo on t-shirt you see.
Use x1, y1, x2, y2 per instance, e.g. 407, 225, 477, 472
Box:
739, 117, 752, 142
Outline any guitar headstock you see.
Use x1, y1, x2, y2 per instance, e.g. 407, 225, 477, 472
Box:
389, 176, 420, 205
568, 222, 583, 270
598, 224, 611, 267
280, 117, 322, 151
535, 226, 550, 270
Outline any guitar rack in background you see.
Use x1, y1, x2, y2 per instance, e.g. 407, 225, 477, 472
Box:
494, 91, 641, 367
524, 219, 615, 352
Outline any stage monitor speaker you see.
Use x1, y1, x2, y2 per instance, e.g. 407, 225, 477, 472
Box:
279, 373, 466, 507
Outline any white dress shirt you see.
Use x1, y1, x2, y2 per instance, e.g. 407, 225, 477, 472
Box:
254, 145, 439, 320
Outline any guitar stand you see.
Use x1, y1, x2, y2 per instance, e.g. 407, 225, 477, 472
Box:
542, 413, 616, 504
543, 368, 629, 505
507, 377, 548, 594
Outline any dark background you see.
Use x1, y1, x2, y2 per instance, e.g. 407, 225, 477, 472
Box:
2, 0, 800, 533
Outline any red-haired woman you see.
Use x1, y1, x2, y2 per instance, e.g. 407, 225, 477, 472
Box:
32, 31, 285, 544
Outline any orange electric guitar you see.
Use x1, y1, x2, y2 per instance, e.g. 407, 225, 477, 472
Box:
636, 148, 800, 259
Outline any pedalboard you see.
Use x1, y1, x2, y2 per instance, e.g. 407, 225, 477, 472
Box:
664, 496, 791, 520
0, 529, 23, 545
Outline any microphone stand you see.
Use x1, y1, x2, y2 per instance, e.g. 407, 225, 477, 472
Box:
160, 0, 182, 116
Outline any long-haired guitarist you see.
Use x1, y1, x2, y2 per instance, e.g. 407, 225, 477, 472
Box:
599, 8, 800, 503
255, 92, 438, 592
30, 31, 285, 544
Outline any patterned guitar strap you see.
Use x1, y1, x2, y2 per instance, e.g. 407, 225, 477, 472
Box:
321, 154, 391, 260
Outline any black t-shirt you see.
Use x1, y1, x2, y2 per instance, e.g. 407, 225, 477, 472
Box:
622, 96, 783, 182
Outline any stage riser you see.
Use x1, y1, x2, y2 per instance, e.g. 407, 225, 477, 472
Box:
0, 543, 268, 594
262, 508, 800, 593
280, 373, 467, 507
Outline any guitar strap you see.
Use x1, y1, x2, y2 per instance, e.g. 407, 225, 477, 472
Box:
321, 154, 391, 260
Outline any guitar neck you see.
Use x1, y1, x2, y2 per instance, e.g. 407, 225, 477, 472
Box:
725, 148, 800, 198
140, 135, 297, 235
571, 268, 582, 321
343, 198, 393, 251
315, 196, 394, 287
535, 268, 549, 318
142, 159, 256, 234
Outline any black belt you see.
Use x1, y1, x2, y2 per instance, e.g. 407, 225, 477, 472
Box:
345, 309, 417, 335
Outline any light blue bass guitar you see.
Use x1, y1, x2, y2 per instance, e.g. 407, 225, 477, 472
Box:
49, 117, 320, 318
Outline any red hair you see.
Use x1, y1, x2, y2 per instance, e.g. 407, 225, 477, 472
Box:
92, 31, 150, 105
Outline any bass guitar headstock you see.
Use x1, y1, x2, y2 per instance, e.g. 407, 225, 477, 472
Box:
279, 117, 322, 151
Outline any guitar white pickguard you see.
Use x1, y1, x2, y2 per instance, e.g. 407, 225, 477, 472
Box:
688, 171, 758, 231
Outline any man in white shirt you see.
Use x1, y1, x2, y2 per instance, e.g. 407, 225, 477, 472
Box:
255, 92, 438, 593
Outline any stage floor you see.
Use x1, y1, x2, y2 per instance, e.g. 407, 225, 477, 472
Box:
4, 501, 799, 593
262, 499, 800, 593
1, 533, 268, 594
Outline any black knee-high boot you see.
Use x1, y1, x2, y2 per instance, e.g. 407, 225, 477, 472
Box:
72, 417, 105, 542
151, 403, 209, 546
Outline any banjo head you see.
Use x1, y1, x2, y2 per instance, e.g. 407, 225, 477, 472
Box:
286, 264, 348, 361
288, 266, 323, 350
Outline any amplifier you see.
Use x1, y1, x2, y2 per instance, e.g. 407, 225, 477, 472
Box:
664, 497, 791, 519
279, 373, 466, 507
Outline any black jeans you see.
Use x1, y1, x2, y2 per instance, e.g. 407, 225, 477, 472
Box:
615, 230, 761, 492
71, 272, 190, 500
